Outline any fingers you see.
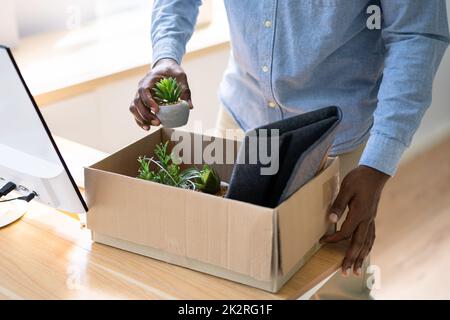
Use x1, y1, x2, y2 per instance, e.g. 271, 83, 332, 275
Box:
341, 222, 369, 276
129, 96, 160, 131
321, 207, 359, 243
354, 222, 375, 274
134, 95, 160, 126
328, 179, 353, 223
179, 76, 193, 109
181, 86, 193, 109
131, 59, 192, 130
129, 104, 150, 131
138, 84, 160, 113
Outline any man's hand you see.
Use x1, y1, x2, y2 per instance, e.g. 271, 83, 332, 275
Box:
130, 58, 193, 131
321, 165, 390, 276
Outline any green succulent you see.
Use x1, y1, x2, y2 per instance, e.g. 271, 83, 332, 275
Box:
138, 142, 221, 195
199, 166, 221, 194
152, 77, 182, 105
182, 165, 221, 195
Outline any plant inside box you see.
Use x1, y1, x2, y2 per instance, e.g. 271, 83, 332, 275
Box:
138, 141, 222, 195
153, 77, 190, 128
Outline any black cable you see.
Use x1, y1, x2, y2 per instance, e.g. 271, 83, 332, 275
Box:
0, 182, 16, 197
0, 192, 37, 203
0, 198, 20, 203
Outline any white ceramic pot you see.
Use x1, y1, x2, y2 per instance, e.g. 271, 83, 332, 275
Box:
156, 100, 190, 128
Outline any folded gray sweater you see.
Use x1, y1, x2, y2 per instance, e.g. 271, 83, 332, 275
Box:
225, 106, 342, 208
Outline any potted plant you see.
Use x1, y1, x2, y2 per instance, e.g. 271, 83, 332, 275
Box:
153, 77, 190, 128
138, 141, 222, 195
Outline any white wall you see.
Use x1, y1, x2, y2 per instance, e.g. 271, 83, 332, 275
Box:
0, 0, 19, 47
15, 0, 96, 37
14, 0, 149, 37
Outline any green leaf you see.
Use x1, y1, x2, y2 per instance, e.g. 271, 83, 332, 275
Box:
152, 77, 182, 105
137, 143, 221, 194
198, 165, 221, 194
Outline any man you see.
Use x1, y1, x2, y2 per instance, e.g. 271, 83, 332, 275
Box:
129, 0, 449, 296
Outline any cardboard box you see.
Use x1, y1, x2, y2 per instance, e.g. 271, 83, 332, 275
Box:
85, 128, 339, 292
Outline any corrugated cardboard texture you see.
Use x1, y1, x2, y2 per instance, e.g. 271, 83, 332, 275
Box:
90, 129, 163, 177
92, 232, 275, 292
85, 129, 274, 282
276, 158, 339, 275
85, 129, 340, 291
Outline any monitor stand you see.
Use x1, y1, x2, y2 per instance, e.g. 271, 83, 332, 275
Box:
0, 199, 28, 228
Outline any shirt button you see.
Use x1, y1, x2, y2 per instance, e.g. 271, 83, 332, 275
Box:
268, 101, 277, 108
262, 65, 269, 73
264, 20, 272, 28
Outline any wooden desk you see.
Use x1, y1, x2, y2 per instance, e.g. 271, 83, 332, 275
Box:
0, 203, 345, 300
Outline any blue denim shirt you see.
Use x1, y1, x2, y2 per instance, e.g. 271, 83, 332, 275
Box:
151, 0, 449, 175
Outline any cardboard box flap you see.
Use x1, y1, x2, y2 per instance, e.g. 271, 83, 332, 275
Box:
276, 157, 339, 276
90, 128, 163, 177
90, 128, 240, 183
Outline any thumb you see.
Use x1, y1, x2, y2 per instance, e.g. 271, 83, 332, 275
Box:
181, 87, 194, 109
328, 185, 352, 224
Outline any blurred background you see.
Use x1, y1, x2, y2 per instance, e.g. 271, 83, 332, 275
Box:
0, 0, 449, 299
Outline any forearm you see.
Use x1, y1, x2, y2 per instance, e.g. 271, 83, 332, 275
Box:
151, 0, 202, 65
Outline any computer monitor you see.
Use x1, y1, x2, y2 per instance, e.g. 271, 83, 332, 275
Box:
0, 45, 87, 223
